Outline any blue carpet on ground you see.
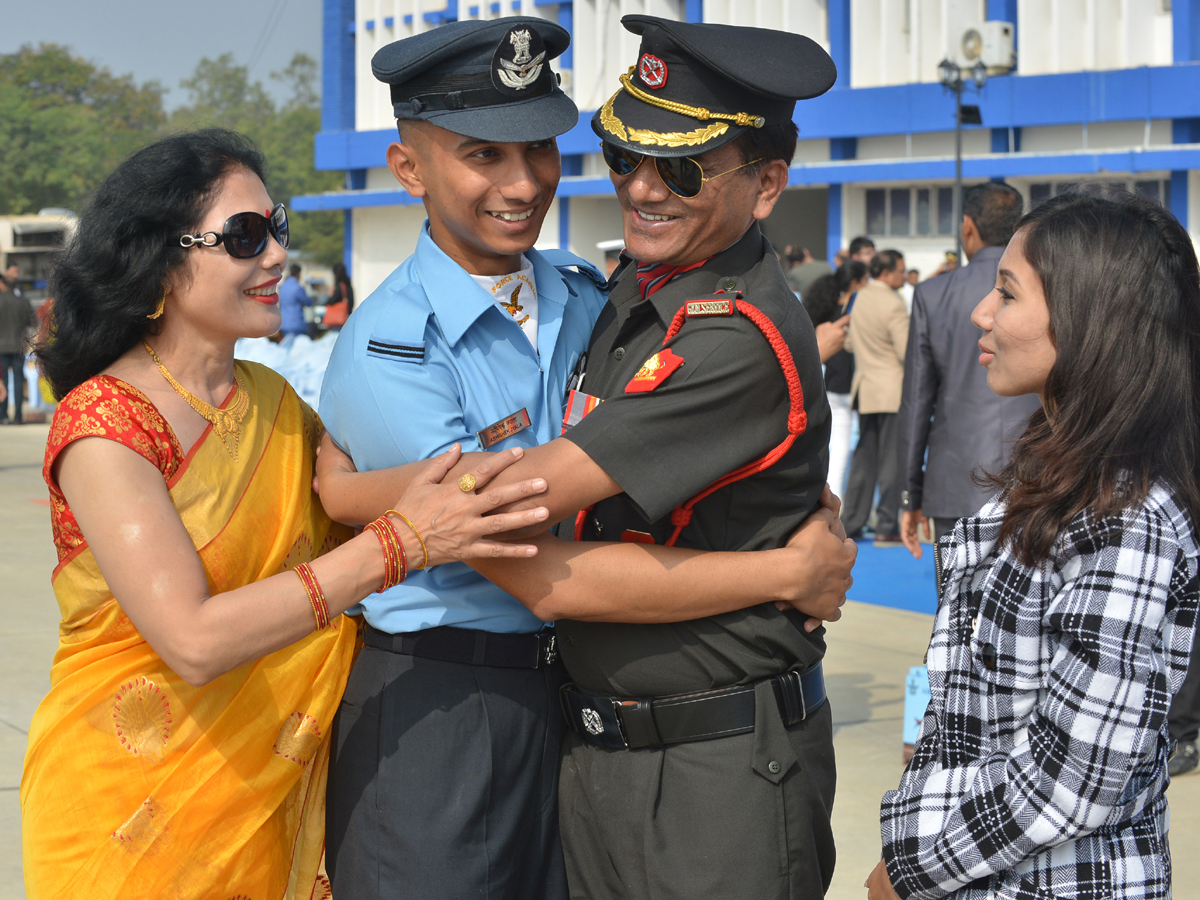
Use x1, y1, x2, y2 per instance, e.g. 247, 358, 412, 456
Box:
847, 540, 938, 615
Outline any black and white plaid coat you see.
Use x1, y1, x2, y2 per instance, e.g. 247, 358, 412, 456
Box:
880, 486, 1199, 899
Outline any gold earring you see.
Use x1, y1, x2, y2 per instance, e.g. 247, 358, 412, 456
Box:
147, 290, 166, 320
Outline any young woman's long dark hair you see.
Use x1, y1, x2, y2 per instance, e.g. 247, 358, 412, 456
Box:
38, 129, 266, 399
331, 261, 354, 313
801, 260, 867, 326
990, 189, 1200, 564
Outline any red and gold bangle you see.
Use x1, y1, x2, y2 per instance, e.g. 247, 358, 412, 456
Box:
365, 515, 408, 591
294, 562, 330, 630
387, 510, 429, 571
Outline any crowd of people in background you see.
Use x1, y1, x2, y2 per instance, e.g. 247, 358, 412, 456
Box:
788, 183, 1030, 548
788, 182, 1200, 785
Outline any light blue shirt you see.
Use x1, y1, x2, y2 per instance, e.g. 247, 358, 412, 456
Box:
320, 222, 607, 634
278, 276, 311, 335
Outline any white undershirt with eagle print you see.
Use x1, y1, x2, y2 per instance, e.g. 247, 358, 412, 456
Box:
470, 255, 538, 353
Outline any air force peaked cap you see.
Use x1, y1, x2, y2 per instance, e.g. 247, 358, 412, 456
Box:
593, 15, 836, 157
372, 17, 578, 143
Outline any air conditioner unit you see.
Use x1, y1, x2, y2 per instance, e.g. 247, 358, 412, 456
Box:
960, 21, 1016, 74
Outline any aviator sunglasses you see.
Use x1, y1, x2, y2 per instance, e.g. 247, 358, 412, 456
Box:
179, 203, 289, 259
600, 142, 763, 199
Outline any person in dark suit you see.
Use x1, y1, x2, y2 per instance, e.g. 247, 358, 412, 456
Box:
897, 182, 1039, 554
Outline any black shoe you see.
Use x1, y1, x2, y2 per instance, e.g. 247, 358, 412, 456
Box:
1170, 740, 1198, 777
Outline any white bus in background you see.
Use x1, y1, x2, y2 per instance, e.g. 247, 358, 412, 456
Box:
0, 209, 77, 307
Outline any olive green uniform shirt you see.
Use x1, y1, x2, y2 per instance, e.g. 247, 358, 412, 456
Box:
556, 224, 838, 900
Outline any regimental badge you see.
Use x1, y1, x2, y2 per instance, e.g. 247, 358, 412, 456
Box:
624, 348, 685, 393
638, 53, 667, 89
493, 26, 547, 95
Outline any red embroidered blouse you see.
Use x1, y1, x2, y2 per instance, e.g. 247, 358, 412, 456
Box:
44, 376, 185, 563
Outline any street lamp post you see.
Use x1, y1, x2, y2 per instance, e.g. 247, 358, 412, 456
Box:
938, 58, 988, 264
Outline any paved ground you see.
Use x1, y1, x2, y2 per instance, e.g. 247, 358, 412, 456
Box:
1, 423, 1197, 899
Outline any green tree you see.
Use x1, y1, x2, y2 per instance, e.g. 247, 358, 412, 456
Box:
0, 45, 343, 268
0, 44, 165, 214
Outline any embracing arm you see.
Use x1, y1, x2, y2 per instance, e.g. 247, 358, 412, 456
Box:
469, 503, 855, 625
318, 436, 855, 625
57, 439, 550, 687
316, 429, 619, 534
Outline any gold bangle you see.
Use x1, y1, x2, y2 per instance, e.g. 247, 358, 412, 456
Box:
386, 510, 429, 571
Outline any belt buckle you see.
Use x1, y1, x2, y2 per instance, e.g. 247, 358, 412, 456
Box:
539, 632, 558, 667
610, 700, 632, 748
774, 667, 808, 725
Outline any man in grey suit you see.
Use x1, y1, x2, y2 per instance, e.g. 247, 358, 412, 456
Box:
897, 182, 1039, 554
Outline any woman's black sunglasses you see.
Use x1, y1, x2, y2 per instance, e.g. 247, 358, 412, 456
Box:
179, 203, 289, 259
600, 142, 763, 199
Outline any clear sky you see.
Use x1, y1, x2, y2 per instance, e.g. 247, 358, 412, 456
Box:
1, 0, 324, 109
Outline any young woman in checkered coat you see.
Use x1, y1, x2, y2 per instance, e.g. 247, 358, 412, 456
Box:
867, 189, 1200, 900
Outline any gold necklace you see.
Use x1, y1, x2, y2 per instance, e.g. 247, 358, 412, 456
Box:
143, 342, 249, 459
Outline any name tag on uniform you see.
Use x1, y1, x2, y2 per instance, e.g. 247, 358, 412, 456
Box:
685, 298, 734, 317
561, 389, 603, 434
477, 408, 531, 449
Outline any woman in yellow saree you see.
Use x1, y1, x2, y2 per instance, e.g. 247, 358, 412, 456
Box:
21, 129, 550, 900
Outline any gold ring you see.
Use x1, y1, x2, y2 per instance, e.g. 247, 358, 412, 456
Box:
458, 474, 477, 492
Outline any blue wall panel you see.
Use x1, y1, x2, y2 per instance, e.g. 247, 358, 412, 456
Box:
322, 0, 356, 133
826, 184, 842, 264
297, 147, 1200, 211
1176, 0, 1200, 63
1169, 171, 1189, 224
828, 0, 851, 90
315, 65, 1200, 173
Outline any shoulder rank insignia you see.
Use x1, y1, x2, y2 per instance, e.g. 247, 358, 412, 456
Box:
625, 348, 685, 393
367, 336, 425, 363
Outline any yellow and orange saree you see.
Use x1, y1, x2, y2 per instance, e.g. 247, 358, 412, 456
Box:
22, 362, 357, 900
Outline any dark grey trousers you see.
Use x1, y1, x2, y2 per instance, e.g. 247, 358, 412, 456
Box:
559, 702, 836, 900
326, 644, 569, 900
841, 412, 900, 537
1170, 624, 1200, 744
0, 353, 24, 423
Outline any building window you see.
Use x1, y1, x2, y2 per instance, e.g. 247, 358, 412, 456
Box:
1028, 178, 1170, 209
866, 189, 886, 235
865, 186, 958, 237
937, 188, 954, 235
890, 189, 911, 236
1135, 180, 1161, 203
916, 189, 931, 235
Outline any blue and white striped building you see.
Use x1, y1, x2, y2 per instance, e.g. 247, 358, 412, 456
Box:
296, 0, 1200, 292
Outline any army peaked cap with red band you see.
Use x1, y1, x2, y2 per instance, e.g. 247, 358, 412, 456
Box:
372, 17, 577, 143
592, 15, 836, 158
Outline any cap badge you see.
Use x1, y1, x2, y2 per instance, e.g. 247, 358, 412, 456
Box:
495, 27, 546, 93
638, 54, 667, 89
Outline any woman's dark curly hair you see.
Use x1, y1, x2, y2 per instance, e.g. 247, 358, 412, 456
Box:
987, 188, 1200, 564
38, 129, 266, 399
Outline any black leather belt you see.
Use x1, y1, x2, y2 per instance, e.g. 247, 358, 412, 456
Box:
362, 622, 559, 669
561, 663, 826, 750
